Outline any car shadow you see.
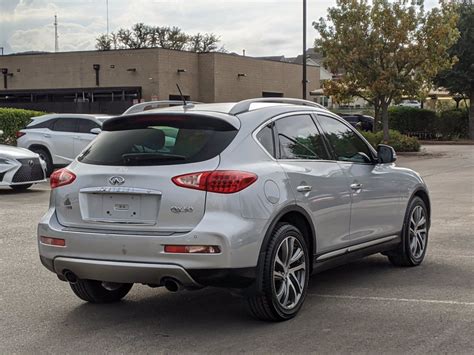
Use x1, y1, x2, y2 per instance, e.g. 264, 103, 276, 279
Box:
54, 256, 396, 331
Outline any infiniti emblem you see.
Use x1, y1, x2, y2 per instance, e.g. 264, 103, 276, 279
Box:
28, 160, 34, 167
108, 176, 125, 186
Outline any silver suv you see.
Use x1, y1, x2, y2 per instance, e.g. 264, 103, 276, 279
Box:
38, 99, 430, 321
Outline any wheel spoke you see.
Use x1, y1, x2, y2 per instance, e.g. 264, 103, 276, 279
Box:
273, 270, 285, 280
282, 280, 290, 306
417, 216, 426, 228
289, 263, 305, 274
290, 248, 303, 265
286, 238, 294, 267
275, 255, 285, 270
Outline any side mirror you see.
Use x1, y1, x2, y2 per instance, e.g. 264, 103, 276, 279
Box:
90, 128, 102, 135
377, 144, 397, 164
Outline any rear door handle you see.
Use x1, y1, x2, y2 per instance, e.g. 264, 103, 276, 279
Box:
297, 185, 312, 192
350, 183, 363, 190
43, 133, 51, 138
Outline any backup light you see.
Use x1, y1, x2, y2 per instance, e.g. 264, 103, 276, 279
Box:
164, 245, 221, 254
40, 236, 66, 247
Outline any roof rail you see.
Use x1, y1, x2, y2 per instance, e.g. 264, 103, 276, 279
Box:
122, 100, 202, 115
228, 98, 327, 115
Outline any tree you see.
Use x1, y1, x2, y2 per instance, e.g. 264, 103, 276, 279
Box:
435, 1, 474, 139
314, 0, 459, 141
96, 24, 223, 53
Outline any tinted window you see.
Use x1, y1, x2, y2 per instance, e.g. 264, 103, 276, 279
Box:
275, 115, 329, 160
78, 115, 237, 166
317, 115, 373, 163
53, 118, 77, 132
78, 119, 100, 133
28, 118, 55, 129
256, 124, 275, 157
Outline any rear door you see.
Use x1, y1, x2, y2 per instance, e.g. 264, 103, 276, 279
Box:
74, 118, 100, 157
50, 117, 79, 164
316, 114, 402, 244
54, 113, 238, 233
273, 113, 352, 254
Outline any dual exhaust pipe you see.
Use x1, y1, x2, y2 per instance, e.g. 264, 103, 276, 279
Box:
62, 270, 183, 292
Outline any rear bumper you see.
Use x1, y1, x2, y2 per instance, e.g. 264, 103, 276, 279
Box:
41, 255, 256, 288
38, 208, 266, 287
52, 257, 200, 286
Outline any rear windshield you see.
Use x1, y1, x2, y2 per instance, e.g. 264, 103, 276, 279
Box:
77, 114, 237, 166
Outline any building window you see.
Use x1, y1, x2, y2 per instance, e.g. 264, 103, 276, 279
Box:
262, 91, 283, 98
169, 94, 190, 101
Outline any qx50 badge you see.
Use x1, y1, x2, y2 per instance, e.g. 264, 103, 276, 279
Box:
171, 206, 194, 213
108, 176, 125, 186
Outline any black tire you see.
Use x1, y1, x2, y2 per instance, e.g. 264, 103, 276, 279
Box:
30, 147, 53, 177
247, 223, 310, 321
10, 184, 32, 191
387, 196, 429, 267
69, 279, 133, 303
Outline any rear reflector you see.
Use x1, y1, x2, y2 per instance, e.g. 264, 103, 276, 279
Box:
50, 168, 76, 189
172, 170, 257, 193
164, 245, 221, 254
16, 131, 26, 139
40, 236, 66, 247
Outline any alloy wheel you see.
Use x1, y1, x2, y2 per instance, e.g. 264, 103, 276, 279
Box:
409, 205, 427, 259
273, 236, 306, 310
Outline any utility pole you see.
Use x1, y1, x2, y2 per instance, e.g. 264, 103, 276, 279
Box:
106, 0, 109, 37
54, 14, 59, 52
302, 0, 307, 100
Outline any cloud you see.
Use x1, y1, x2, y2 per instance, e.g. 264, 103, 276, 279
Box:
1, 0, 442, 56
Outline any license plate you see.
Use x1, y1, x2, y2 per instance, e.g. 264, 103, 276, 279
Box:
103, 194, 140, 220
80, 191, 160, 225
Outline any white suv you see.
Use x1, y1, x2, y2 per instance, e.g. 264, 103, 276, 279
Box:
17, 114, 111, 175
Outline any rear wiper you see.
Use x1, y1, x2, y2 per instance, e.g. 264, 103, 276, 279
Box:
122, 153, 186, 164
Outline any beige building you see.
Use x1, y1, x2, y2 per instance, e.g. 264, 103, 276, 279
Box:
0, 48, 320, 114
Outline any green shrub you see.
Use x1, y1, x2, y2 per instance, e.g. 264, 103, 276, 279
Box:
0, 108, 45, 145
388, 106, 469, 140
436, 109, 469, 139
360, 129, 420, 152
388, 106, 438, 133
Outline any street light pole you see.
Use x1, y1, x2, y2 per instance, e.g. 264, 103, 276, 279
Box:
302, 0, 307, 100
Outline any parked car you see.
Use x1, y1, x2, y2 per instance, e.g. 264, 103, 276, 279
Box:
398, 100, 421, 108
17, 114, 111, 175
339, 114, 374, 131
38, 98, 430, 321
0, 130, 46, 190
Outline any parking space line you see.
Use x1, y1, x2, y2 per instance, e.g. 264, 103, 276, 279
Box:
309, 293, 474, 306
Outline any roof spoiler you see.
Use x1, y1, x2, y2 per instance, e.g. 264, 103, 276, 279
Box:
123, 100, 202, 115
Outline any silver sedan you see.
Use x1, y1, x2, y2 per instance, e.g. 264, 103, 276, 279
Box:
0, 130, 46, 190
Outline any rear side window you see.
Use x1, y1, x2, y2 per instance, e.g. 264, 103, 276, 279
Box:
256, 124, 275, 157
78, 114, 238, 166
28, 118, 55, 129
275, 115, 330, 160
53, 118, 77, 132
78, 119, 100, 133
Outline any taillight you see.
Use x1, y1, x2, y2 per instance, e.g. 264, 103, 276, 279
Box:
50, 168, 76, 189
172, 170, 257, 193
16, 131, 25, 139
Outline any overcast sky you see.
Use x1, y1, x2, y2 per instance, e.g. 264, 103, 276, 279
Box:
0, 0, 439, 57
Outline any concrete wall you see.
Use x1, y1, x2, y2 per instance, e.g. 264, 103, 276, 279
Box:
0, 48, 320, 107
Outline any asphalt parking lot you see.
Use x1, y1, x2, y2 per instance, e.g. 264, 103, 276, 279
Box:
0, 144, 473, 353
